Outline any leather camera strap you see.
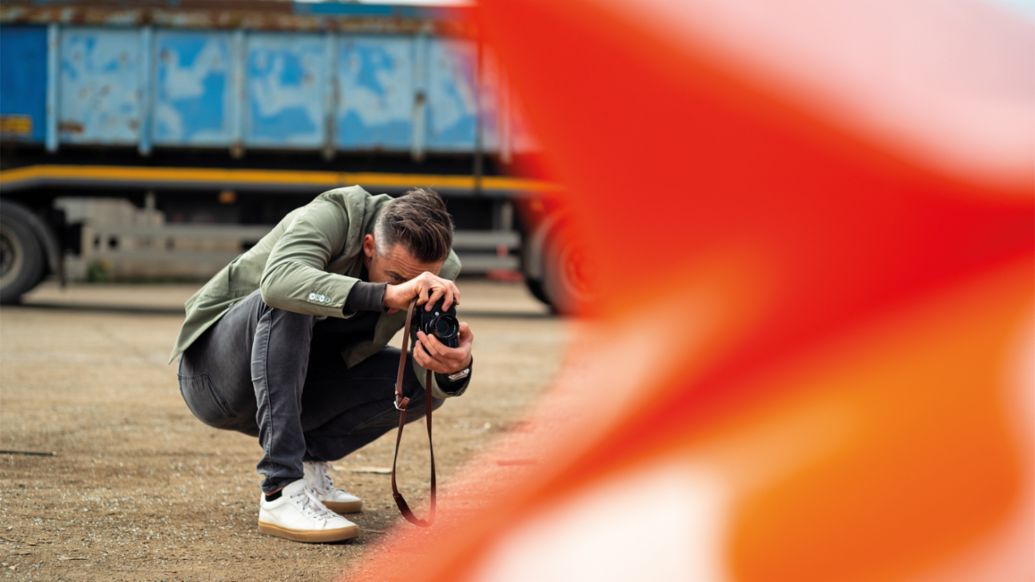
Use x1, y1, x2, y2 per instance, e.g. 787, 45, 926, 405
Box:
391, 301, 436, 527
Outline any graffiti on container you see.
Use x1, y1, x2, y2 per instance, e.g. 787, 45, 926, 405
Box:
59, 28, 140, 144
427, 39, 499, 151
338, 37, 414, 149
246, 33, 326, 147
155, 31, 232, 145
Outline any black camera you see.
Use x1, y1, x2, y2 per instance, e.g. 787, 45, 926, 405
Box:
412, 298, 460, 348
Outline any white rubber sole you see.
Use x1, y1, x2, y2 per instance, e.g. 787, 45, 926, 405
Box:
257, 520, 360, 543
323, 499, 363, 514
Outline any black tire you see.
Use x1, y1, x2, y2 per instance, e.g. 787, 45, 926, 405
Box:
541, 225, 596, 316
1, 203, 47, 304
523, 278, 554, 310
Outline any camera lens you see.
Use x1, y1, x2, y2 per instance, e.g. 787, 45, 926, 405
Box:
434, 317, 459, 339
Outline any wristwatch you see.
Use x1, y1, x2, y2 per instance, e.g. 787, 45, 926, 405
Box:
446, 367, 471, 382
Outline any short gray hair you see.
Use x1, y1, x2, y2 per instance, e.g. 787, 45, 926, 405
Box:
373, 188, 454, 262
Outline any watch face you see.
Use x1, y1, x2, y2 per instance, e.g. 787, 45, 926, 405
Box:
448, 368, 470, 381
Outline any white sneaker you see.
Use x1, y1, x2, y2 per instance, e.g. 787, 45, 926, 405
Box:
258, 479, 359, 543
304, 461, 363, 514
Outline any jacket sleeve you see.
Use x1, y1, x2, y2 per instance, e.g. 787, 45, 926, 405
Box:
259, 200, 360, 318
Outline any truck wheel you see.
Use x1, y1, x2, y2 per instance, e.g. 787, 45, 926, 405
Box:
541, 225, 596, 316
523, 278, 553, 309
1, 203, 46, 304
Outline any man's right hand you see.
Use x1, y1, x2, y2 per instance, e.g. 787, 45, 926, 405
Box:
383, 271, 461, 313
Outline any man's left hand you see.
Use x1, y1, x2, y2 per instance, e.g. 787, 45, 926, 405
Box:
414, 322, 474, 374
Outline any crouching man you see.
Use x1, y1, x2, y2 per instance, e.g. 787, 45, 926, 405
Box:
169, 187, 474, 543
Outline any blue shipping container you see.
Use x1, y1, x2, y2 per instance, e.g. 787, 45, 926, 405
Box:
0, 22, 532, 156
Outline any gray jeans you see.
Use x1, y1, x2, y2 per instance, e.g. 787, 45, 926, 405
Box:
177, 290, 442, 493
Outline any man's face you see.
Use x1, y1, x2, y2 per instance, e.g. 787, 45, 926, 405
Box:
362, 234, 443, 284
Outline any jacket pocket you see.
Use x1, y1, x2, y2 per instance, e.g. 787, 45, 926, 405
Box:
178, 373, 234, 428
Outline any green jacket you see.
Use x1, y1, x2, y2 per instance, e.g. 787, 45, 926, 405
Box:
170, 185, 463, 399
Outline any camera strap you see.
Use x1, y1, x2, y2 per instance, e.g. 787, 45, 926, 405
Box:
390, 301, 436, 527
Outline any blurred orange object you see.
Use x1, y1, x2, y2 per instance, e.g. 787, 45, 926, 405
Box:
345, 1, 1033, 580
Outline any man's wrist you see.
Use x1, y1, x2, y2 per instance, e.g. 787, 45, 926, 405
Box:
435, 356, 473, 394
383, 283, 407, 311
451, 355, 473, 375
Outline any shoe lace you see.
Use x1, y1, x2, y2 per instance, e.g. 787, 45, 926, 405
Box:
289, 486, 339, 522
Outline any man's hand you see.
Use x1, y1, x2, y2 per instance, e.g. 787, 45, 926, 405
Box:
414, 322, 474, 375
384, 271, 461, 313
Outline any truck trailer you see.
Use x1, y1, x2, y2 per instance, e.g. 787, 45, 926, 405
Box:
0, 0, 591, 312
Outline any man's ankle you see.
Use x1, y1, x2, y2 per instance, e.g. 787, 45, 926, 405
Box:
264, 483, 289, 502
